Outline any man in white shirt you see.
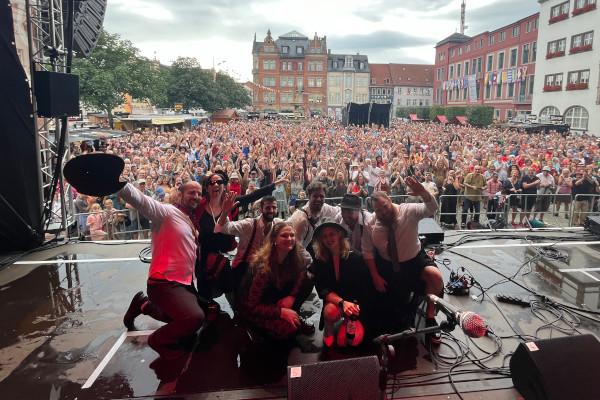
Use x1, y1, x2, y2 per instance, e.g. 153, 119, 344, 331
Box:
288, 181, 339, 254
119, 180, 205, 359
534, 166, 556, 223
336, 193, 373, 252
362, 178, 444, 344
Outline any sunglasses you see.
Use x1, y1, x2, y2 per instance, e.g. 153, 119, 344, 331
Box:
208, 180, 223, 186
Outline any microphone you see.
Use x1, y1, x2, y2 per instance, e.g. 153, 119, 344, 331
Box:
427, 294, 488, 338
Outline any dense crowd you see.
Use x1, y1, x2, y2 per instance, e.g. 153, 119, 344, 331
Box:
70, 118, 600, 239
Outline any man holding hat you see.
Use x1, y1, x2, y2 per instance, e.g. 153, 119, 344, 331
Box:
335, 194, 373, 252
534, 166, 555, 223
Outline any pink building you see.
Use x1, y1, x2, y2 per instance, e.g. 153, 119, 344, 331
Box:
433, 13, 540, 122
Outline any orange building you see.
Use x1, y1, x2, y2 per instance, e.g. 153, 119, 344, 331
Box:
252, 30, 328, 116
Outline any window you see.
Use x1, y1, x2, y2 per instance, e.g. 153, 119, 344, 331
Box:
344, 56, 353, 68
528, 75, 535, 95
571, 31, 594, 53
466, 44, 471, 52
298, 62, 303, 71
540, 106, 560, 120
263, 60, 276, 70
449, 65, 454, 78
280, 92, 293, 103
307, 78, 315, 87
544, 73, 563, 90
316, 78, 323, 87
280, 76, 294, 87
477, 57, 482, 73
510, 48, 518, 67
522, 43, 530, 63
564, 106, 589, 130
489, 34, 495, 45
282, 46, 289, 54
450, 49, 455, 58
550, 1, 570, 21
497, 52, 505, 69
297, 77, 303, 91
480, 38, 484, 48
457, 63, 462, 77
567, 69, 590, 89
459, 47, 463, 55
496, 83, 502, 98
359, 62, 365, 70
532, 42, 537, 62
263, 77, 276, 87
296, 46, 303, 55
512, 26, 520, 37
547, 38, 566, 57
573, 0, 597, 15
465, 61, 470, 76
500, 31, 506, 42
508, 82, 515, 97
263, 92, 275, 103
344, 75, 352, 87
526, 20, 532, 33
487, 55, 493, 71
281, 62, 293, 71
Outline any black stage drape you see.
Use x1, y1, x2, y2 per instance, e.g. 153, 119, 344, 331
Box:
343, 102, 391, 128
0, 2, 44, 251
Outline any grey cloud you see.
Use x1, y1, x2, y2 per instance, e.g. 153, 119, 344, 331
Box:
353, 0, 454, 22
329, 31, 432, 53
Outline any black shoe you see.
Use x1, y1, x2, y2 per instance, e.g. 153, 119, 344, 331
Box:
425, 318, 442, 346
299, 318, 315, 335
123, 291, 148, 330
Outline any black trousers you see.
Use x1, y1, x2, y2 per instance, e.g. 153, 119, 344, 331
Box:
144, 280, 205, 352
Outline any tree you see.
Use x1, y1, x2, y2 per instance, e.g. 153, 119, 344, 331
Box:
73, 31, 164, 127
467, 106, 494, 126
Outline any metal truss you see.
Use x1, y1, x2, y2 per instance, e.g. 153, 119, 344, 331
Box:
26, 0, 73, 235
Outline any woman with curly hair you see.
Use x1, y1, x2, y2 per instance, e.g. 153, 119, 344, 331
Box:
238, 222, 311, 339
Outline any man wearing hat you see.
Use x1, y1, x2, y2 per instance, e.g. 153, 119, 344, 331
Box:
533, 166, 555, 223
335, 194, 373, 252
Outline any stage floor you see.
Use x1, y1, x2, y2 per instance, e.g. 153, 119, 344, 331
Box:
1, 229, 600, 400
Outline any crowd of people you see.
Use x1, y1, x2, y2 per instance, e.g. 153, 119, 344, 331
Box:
71, 118, 600, 239
67, 117, 600, 361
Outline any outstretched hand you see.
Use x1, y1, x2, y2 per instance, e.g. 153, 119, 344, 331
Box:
405, 176, 428, 197
222, 191, 240, 214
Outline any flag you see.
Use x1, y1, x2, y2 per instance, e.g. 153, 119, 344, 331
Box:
502, 70, 507, 84
484, 73, 489, 86
507, 69, 513, 83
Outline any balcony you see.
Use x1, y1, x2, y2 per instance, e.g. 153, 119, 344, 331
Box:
573, 3, 596, 16
515, 94, 532, 104
543, 84, 562, 92
566, 82, 589, 91
549, 13, 569, 24
546, 50, 565, 59
570, 44, 593, 54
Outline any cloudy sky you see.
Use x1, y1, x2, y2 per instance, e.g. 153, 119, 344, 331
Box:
104, 0, 540, 82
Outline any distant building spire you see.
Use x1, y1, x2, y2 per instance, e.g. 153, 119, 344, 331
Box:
460, 0, 468, 34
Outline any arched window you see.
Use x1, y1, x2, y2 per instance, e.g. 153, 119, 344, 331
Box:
564, 106, 589, 130
539, 106, 560, 120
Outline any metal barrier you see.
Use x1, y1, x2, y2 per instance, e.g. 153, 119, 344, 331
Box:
71, 208, 150, 241
571, 194, 600, 226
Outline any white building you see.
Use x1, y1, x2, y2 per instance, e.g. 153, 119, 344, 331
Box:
327, 53, 370, 119
533, 0, 600, 135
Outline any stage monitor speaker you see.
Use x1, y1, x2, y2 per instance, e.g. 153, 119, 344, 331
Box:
34, 71, 80, 117
288, 356, 381, 400
510, 334, 600, 400
65, 0, 107, 57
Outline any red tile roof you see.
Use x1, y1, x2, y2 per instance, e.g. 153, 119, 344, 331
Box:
370, 63, 434, 87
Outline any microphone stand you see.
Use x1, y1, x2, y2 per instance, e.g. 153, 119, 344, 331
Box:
374, 318, 458, 400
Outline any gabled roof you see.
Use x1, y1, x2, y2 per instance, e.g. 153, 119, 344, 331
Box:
369, 64, 393, 86
436, 32, 471, 47
279, 30, 308, 40
388, 63, 433, 87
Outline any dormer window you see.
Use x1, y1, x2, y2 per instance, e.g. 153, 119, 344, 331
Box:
282, 46, 289, 54
296, 46, 303, 54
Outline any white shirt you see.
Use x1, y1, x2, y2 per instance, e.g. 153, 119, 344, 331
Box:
336, 209, 374, 252
536, 172, 555, 194
288, 202, 339, 248
362, 198, 438, 262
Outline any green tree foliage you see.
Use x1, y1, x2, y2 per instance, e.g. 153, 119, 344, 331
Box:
163, 57, 251, 112
73, 31, 165, 127
467, 106, 494, 126
395, 107, 430, 119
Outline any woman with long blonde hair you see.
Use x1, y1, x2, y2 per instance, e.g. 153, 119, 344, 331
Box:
238, 222, 310, 339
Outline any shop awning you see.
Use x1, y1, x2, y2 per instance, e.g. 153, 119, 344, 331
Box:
435, 115, 448, 124
455, 115, 468, 125
151, 117, 185, 125
409, 114, 418, 121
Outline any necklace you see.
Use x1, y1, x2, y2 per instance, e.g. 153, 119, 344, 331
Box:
207, 202, 221, 226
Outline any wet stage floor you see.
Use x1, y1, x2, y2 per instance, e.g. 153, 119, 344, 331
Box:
1, 231, 600, 400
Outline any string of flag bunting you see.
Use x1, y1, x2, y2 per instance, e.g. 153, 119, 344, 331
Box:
442, 66, 528, 91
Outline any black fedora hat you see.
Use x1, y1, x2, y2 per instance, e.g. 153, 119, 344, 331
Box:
339, 193, 362, 210
63, 153, 127, 197
313, 221, 348, 241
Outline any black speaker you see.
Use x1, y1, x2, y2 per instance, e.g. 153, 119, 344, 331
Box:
63, 0, 107, 57
510, 334, 600, 400
34, 71, 79, 117
288, 356, 381, 400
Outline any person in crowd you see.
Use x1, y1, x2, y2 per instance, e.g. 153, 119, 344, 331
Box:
572, 166, 599, 226
440, 170, 461, 228
237, 222, 311, 339
533, 166, 556, 223
362, 179, 444, 344
311, 221, 373, 347
461, 165, 486, 227
87, 203, 107, 241
121, 180, 205, 359
520, 167, 540, 225
485, 172, 502, 221
504, 168, 524, 227
555, 168, 573, 218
